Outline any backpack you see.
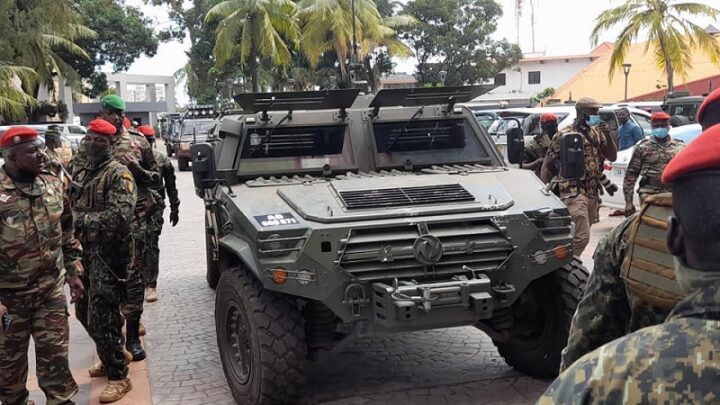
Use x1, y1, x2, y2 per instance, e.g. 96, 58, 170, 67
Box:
620, 193, 684, 309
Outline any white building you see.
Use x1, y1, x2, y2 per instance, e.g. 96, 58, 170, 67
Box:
475, 43, 613, 107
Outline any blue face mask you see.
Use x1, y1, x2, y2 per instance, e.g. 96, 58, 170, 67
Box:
652, 127, 669, 139
585, 115, 602, 127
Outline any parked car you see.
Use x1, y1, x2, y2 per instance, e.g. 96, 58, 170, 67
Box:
663, 95, 704, 123
612, 101, 664, 113
0, 123, 86, 151
489, 106, 652, 159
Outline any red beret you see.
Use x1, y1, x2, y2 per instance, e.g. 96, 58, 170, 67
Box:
651, 111, 671, 122
697, 88, 720, 124
137, 125, 155, 137
662, 124, 720, 184
123, 117, 131, 129
540, 113, 558, 123
0, 126, 39, 149
87, 119, 117, 136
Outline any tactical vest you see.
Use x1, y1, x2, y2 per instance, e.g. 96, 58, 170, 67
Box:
73, 161, 126, 243
621, 193, 684, 309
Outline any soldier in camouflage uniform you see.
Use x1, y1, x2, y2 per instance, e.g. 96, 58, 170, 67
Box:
522, 113, 556, 177
71, 119, 137, 403
559, 211, 671, 371
137, 125, 180, 302
623, 111, 684, 215
541, 97, 618, 255
71, 95, 160, 362
539, 122, 720, 404
0, 127, 84, 405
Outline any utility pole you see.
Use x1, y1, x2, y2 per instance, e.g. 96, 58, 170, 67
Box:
530, 0, 536, 53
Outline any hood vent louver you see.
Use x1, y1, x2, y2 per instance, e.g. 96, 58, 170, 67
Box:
339, 184, 474, 209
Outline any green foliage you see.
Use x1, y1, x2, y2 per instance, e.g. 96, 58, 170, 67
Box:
531, 87, 556, 103
403, 0, 521, 86
69, 0, 159, 97
592, 0, 720, 91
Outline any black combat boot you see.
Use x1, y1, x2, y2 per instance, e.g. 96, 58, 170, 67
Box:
125, 319, 146, 361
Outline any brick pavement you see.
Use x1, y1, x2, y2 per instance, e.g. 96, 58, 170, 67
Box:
24, 152, 624, 404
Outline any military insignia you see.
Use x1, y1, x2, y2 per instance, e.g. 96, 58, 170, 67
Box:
0, 193, 10, 203
121, 172, 136, 193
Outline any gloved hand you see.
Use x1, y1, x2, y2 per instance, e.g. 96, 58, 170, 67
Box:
170, 208, 179, 226
606, 183, 618, 196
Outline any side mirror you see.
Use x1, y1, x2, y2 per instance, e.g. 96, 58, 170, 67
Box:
506, 127, 525, 164
191, 143, 217, 193
559, 132, 585, 180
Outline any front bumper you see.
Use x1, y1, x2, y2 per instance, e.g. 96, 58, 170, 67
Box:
367, 275, 494, 332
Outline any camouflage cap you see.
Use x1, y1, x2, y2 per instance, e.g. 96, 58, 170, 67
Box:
575, 97, 602, 109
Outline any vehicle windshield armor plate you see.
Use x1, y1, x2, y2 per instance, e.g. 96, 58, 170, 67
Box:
192, 86, 589, 405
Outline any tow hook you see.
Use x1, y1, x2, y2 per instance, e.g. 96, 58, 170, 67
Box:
492, 283, 516, 304
343, 283, 369, 317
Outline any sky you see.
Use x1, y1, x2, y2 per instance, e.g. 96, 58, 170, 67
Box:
121, 0, 719, 105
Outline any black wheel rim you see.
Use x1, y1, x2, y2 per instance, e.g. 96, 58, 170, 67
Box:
223, 301, 252, 385
511, 283, 554, 349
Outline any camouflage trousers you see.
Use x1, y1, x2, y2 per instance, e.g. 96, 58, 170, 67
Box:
0, 276, 77, 405
75, 252, 129, 381
120, 234, 145, 323
144, 209, 164, 289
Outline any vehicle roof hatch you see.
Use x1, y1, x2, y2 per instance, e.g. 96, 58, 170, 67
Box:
369, 85, 496, 117
233, 89, 361, 122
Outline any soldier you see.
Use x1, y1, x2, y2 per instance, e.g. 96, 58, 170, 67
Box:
623, 111, 684, 215
559, 93, 720, 372
539, 123, 720, 404
697, 86, 720, 130
522, 113, 556, 177
44, 125, 73, 169
72, 119, 137, 403
540, 97, 618, 255
137, 125, 180, 302
0, 127, 84, 405
71, 94, 160, 361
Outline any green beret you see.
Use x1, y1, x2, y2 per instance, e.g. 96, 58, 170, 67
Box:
101, 95, 126, 111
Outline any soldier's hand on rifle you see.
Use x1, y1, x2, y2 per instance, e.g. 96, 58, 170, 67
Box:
120, 153, 142, 175
624, 201, 636, 217
170, 208, 179, 227
68, 276, 85, 303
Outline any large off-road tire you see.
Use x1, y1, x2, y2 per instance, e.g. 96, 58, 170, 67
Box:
205, 217, 220, 289
216, 267, 307, 405
177, 156, 189, 171
494, 258, 588, 378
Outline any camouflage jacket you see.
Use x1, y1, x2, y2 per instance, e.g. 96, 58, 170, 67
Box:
560, 214, 670, 371
0, 167, 83, 289
623, 137, 685, 202
523, 133, 552, 164
540, 284, 720, 405
153, 150, 179, 210
547, 124, 612, 199
71, 128, 160, 230
72, 158, 137, 250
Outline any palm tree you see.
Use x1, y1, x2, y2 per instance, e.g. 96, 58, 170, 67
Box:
206, 0, 300, 92
0, 63, 37, 122
591, 0, 720, 91
296, 0, 415, 87
10, 1, 95, 97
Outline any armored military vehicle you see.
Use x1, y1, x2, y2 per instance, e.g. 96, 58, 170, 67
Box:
175, 105, 217, 170
191, 87, 589, 405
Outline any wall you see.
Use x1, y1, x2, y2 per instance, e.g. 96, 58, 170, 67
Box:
492, 57, 596, 97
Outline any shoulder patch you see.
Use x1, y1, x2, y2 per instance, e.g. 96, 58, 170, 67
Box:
120, 171, 136, 194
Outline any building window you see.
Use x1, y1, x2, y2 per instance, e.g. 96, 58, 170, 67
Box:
528, 71, 541, 85
494, 73, 506, 86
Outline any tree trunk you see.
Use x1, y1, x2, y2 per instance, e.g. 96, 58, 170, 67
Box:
363, 56, 379, 93
252, 69, 259, 93
665, 59, 674, 92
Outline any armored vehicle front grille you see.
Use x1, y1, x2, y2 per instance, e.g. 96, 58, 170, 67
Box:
338, 221, 512, 281
339, 184, 474, 209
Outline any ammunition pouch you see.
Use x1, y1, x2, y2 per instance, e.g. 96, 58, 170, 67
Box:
621, 193, 684, 309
